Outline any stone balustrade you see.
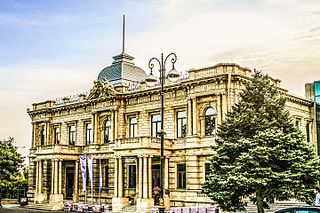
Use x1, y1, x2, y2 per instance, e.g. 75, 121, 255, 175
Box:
36, 144, 83, 155
115, 136, 173, 150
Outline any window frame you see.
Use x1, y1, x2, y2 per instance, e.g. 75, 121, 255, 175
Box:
205, 107, 216, 136
128, 164, 137, 189
177, 163, 186, 189
69, 125, 76, 145
40, 128, 45, 146
85, 123, 92, 145
129, 117, 138, 137
177, 111, 187, 138
54, 127, 60, 144
151, 114, 161, 137
104, 120, 111, 143
204, 162, 211, 181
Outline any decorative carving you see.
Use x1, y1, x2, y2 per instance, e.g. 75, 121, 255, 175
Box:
87, 79, 117, 100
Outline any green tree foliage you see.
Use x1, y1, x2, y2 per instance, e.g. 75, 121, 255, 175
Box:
0, 137, 26, 198
202, 71, 320, 213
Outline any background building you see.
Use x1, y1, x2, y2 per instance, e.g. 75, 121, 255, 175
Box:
305, 81, 320, 154
27, 50, 317, 211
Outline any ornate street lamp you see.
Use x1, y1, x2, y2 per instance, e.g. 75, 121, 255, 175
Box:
146, 53, 180, 212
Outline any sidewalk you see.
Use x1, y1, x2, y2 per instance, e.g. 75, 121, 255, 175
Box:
0, 204, 64, 212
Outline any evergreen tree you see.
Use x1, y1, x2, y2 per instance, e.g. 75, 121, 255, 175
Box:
202, 70, 320, 213
0, 137, 26, 198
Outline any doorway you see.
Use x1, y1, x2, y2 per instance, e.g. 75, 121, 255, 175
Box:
152, 164, 160, 205
65, 167, 74, 199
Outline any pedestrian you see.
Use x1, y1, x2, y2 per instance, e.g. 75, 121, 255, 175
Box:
315, 187, 320, 206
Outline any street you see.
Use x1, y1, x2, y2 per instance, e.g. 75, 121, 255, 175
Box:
0, 205, 64, 213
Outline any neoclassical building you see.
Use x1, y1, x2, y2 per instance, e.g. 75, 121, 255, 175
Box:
27, 50, 317, 211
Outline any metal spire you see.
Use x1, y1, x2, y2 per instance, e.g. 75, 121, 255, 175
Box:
122, 15, 125, 53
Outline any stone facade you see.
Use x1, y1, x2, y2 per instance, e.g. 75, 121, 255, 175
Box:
27, 59, 317, 211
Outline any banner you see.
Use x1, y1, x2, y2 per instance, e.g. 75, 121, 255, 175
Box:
99, 159, 103, 193
79, 154, 86, 192
87, 154, 93, 193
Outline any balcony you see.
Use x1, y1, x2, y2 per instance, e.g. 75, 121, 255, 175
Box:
35, 144, 83, 155
114, 136, 173, 150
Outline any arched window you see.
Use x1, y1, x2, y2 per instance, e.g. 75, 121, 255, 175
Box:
205, 107, 216, 135
130, 117, 137, 137
54, 127, 60, 144
104, 120, 111, 143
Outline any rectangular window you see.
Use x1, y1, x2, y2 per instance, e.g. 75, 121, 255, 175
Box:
177, 163, 186, 189
40, 128, 45, 145
86, 123, 92, 145
54, 127, 60, 144
177, 111, 187, 138
69, 125, 76, 145
130, 117, 138, 137
128, 165, 136, 188
104, 120, 111, 143
151, 114, 161, 137
105, 165, 109, 188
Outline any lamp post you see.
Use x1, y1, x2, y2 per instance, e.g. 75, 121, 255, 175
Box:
146, 53, 180, 212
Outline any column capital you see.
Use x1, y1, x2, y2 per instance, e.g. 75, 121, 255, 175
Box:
114, 154, 122, 159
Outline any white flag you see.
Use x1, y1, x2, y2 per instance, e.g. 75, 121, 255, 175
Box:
79, 154, 86, 192
99, 159, 103, 193
87, 154, 93, 193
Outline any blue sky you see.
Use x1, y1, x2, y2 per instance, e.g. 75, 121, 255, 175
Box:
1, 0, 320, 159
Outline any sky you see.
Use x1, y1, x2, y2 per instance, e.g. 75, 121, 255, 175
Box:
0, 0, 320, 160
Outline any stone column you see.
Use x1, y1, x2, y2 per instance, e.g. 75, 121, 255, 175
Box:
217, 95, 222, 125
118, 157, 123, 197
114, 110, 118, 140
54, 160, 58, 194
58, 160, 62, 194
75, 160, 79, 193
114, 157, 118, 197
148, 156, 152, 198
143, 156, 148, 199
32, 123, 36, 148
28, 160, 36, 191
35, 160, 39, 194
51, 160, 54, 194
138, 156, 143, 198
94, 113, 98, 144
46, 122, 50, 145
222, 94, 228, 121
187, 98, 193, 136
38, 160, 43, 193
192, 98, 197, 136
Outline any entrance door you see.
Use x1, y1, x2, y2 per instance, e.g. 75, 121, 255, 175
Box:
152, 165, 160, 205
66, 167, 74, 199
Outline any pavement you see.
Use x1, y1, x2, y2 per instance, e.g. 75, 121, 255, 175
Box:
0, 204, 64, 212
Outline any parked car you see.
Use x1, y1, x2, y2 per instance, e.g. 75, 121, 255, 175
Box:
275, 207, 320, 213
